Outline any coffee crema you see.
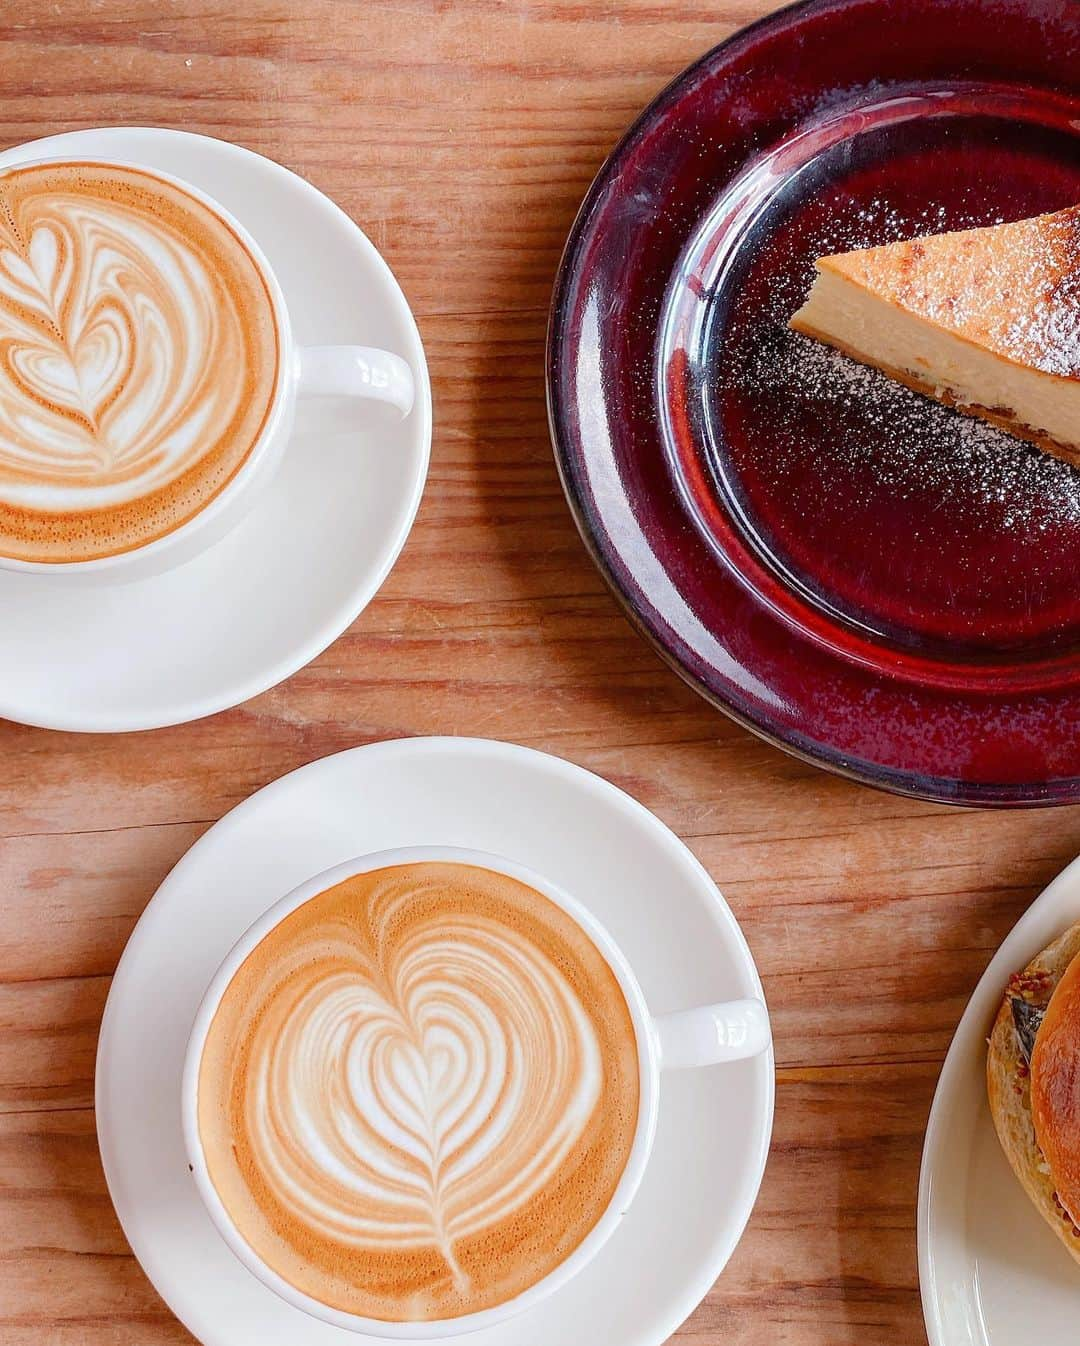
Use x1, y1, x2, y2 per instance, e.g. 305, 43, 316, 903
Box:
197, 862, 640, 1322
0, 161, 279, 561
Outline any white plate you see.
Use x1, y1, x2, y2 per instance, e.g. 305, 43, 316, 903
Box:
0, 127, 431, 732
96, 736, 774, 1346
919, 854, 1080, 1346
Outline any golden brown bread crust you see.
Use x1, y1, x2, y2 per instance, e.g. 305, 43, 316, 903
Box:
987, 923, 1080, 1267
787, 318, 1080, 468
1032, 953, 1080, 1228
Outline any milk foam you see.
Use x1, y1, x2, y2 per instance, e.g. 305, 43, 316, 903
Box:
0, 163, 278, 561
197, 863, 640, 1322
245, 924, 603, 1275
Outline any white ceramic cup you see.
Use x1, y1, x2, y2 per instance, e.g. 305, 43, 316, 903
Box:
181, 845, 771, 1339
0, 155, 415, 582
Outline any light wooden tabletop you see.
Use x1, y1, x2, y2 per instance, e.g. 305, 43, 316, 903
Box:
2, 2, 1079, 1343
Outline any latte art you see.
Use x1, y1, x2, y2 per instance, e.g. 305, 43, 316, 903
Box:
249, 917, 602, 1281
0, 162, 278, 561
197, 863, 640, 1322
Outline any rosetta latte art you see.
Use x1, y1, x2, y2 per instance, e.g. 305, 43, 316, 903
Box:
0, 162, 278, 561
197, 863, 640, 1322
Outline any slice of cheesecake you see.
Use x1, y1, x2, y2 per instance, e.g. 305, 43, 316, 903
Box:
789, 206, 1080, 465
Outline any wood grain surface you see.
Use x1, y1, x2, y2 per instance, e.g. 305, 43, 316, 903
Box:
1, 2, 1078, 1343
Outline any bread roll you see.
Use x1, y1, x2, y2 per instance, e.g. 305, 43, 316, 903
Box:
987, 922, 1080, 1266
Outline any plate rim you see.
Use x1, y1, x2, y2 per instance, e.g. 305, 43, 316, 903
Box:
545, 0, 1080, 808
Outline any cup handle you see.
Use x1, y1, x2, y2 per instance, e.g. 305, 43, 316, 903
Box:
653, 999, 770, 1069
295, 345, 415, 420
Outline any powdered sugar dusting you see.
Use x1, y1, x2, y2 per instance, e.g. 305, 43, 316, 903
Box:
850, 204, 1080, 379
741, 331, 1080, 535
997, 207, 1080, 377
1005, 292, 1080, 378
757, 197, 1004, 333
726, 192, 1080, 537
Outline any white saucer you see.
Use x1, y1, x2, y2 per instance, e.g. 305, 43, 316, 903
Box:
919, 854, 1080, 1346
96, 736, 773, 1346
0, 128, 431, 732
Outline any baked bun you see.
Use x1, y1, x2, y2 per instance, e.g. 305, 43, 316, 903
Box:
987, 922, 1080, 1266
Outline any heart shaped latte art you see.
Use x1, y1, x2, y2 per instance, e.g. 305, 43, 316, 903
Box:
197, 863, 641, 1322
247, 921, 602, 1287
0, 163, 278, 560
0, 203, 228, 488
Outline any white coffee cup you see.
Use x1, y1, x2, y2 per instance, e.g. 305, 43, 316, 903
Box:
181, 845, 771, 1339
0, 156, 415, 582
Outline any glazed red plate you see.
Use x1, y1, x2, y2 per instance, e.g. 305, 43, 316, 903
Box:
547, 0, 1080, 806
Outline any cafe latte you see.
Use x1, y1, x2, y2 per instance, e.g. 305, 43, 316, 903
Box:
0, 161, 279, 562
196, 861, 640, 1322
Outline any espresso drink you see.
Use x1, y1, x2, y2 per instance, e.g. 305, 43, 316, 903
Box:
0, 161, 279, 562
197, 862, 640, 1322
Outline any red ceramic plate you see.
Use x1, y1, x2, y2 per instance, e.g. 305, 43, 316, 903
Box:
547, 0, 1080, 806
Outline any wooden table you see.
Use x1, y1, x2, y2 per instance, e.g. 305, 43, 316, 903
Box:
2, 2, 1078, 1342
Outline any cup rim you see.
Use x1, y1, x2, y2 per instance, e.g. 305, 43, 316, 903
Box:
0, 154, 293, 575
180, 844, 662, 1339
